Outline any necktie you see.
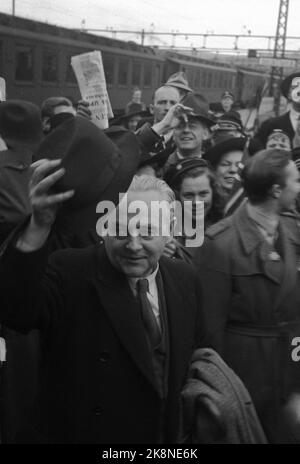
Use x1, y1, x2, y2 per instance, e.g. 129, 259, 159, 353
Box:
136, 278, 161, 349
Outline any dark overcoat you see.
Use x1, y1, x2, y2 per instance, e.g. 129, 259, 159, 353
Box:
193, 203, 300, 442
0, 242, 206, 443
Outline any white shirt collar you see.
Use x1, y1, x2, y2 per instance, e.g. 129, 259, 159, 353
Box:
128, 265, 159, 296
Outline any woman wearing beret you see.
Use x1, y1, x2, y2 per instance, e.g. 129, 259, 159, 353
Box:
203, 136, 261, 217
163, 158, 224, 264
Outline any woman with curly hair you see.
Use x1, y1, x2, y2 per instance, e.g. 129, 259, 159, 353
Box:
163, 158, 224, 263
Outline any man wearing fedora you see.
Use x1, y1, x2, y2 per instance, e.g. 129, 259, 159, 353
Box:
0, 167, 207, 443
255, 71, 300, 148
194, 148, 300, 442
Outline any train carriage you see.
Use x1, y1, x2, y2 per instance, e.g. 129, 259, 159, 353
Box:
0, 12, 164, 112
0, 12, 268, 113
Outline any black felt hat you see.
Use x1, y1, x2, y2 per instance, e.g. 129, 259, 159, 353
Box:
34, 116, 141, 210
203, 137, 261, 167
0, 100, 43, 145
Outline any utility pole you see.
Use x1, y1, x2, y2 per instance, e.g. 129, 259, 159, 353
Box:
12, 0, 15, 15
270, 0, 289, 116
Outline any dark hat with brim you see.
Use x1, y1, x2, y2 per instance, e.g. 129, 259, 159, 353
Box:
164, 157, 211, 187
34, 116, 141, 211
181, 92, 215, 128
0, 100, 43, 146
281, 71, 300, 99
138, 144, 175, 169
203, 136, 261, 167
221, 91, 235, 100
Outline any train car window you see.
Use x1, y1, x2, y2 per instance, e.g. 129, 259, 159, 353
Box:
132, 61, 141, 86
143, 62, 152, 87
42, 50, 58, 82
15, 45, 34, 81
207, 72, 212, 88
223, 73, 228, 89
218, 73, 223, 88
118, 57, 129, 86
102, 53, 114, 85
65, 53, 77, 83
187, 69, 193, 87
154, 63, 161, 88
0, 41, 2, 76
201, 71, 207, 88
232, 75, 236, 89
194, 71, 201, 90
213, 73, 218, 88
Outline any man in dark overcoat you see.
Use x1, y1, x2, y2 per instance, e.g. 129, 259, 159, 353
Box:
194, 148, 300, 443
0, 166, 207, 443
255, 71, 300, 148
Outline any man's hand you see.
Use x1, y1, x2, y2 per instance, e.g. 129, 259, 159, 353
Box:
17, 159, 74, 252
152, 103, 193, 136
163, 238, 178, 259
76, 100, 92, 119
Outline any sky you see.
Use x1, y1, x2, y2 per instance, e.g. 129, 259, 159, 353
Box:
1, 0, 300, 51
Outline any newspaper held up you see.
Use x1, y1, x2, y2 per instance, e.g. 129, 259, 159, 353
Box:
0, 337, 6, 362
71, 51, 113, 129
0, 77, 6, 101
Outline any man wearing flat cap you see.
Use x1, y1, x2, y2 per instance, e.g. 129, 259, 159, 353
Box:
220, 91, 235, 114
164, 72, 193, 100
162, 92, 214, 176
255, 71, 300, 148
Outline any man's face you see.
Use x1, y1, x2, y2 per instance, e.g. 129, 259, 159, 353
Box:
221, 97, 233, 113
215, 150, 243, 192
266, 134, 291, 151
289, 77, 300, 104
179, 174, 213, 219
278, 161, 300, 210
151, 86, 180, 123
132, 90, 142, 102
127, 115, 142, 132
104, 190, 172, 278
174, 117, 209, 155
42, 103, 76, 134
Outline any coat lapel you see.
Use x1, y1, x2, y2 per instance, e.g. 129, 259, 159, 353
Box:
234, 205, 282, 284
282, 111, 295, 139
159, 260, 195, 384
89, 245, 159, 393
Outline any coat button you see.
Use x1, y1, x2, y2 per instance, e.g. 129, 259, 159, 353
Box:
99, 351, 111, 363
93, 406, 102, 416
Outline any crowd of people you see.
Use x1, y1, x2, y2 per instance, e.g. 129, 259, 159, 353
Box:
1, 68, 300, 444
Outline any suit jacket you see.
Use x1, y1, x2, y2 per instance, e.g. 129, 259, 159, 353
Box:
254, 111, 294, 147
193, 203, 300, 442
0, 242, 206, 443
